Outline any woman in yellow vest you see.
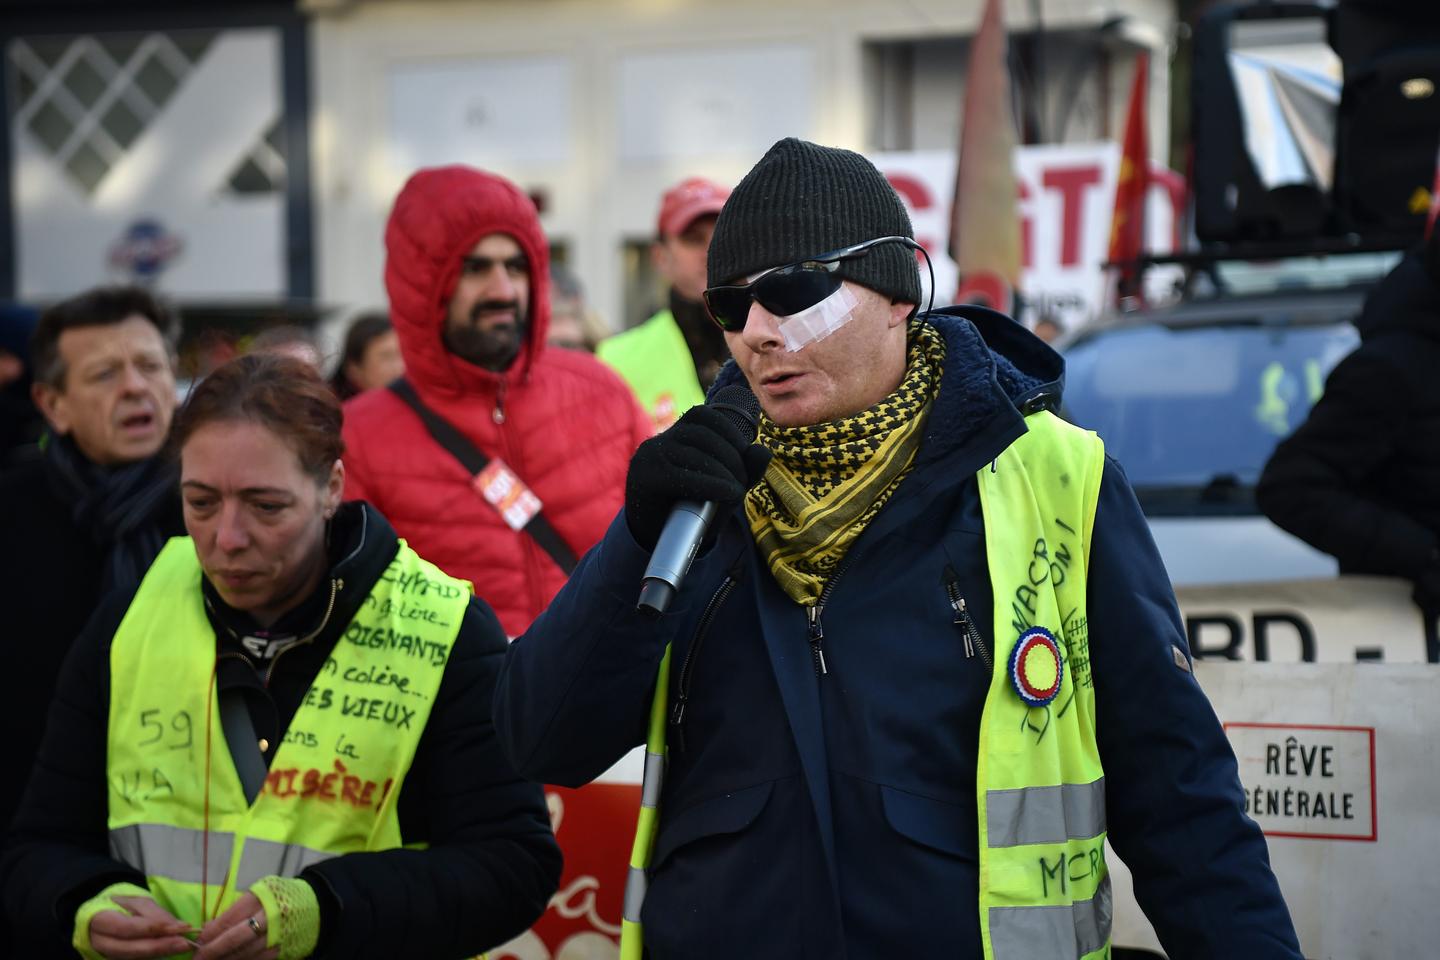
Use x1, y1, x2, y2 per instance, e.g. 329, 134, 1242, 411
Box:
1, 354, 560, 958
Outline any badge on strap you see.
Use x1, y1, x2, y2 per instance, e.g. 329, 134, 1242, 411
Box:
473, 458, 543, 532
1009, 627, 1064, 707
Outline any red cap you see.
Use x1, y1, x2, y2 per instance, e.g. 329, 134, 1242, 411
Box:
656, 177, 730, 239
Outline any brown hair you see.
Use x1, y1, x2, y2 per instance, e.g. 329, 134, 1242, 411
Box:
32, 285, 177, 388
331, 311, 392, 400
172, 353, 343, 480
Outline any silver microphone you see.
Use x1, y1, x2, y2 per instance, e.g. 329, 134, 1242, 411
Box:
636, 385, 761, 615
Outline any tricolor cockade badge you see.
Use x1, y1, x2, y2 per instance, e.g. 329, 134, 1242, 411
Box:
1009, 627, 1064, 707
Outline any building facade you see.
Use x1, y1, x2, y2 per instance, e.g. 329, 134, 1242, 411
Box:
2, 0, 1174, 361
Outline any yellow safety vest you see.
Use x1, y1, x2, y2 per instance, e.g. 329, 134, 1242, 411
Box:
106, 537, 469, 926
621, 410, 1109, 959
975, 410, 1109, 960
597, 310, 706, 431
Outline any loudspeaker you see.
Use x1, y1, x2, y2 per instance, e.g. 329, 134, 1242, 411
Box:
1192, 2, 1334, 243
1330, 2, 1440, 237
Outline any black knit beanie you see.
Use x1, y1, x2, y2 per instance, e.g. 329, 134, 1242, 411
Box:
708, 138, 922, 307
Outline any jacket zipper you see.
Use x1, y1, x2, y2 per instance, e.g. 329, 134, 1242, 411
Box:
944, 567, 992, 672
490, 378, 545, 619
262, 577, 342, 688
806, 556, 859, 678
669, 565, 742, 754
493, 377, 508, 424
209, 577, 342, 760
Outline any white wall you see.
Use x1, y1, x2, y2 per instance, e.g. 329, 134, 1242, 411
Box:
308, 0, 1177, 335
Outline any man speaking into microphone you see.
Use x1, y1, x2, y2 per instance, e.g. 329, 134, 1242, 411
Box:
494, 138, 1299, 959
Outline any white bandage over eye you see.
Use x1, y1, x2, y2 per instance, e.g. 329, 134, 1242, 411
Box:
776, 284, 860, 352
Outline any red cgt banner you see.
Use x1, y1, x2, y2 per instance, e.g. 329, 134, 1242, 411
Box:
492, 780, 641, 960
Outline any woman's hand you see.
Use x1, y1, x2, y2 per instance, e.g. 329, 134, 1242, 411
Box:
88, 894, 197, 959
193, 893, 280, 960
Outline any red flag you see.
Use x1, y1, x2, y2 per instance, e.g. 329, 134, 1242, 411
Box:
950, 0, 1021, 313
1108, 51, 1150, 304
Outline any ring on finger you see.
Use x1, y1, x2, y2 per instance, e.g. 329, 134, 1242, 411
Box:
246, 915, 265, 938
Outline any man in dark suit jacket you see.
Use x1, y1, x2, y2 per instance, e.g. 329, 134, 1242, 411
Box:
0, 286, 183, 843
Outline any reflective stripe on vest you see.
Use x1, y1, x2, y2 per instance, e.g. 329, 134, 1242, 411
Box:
989, 876, 1112, 958
109, 824, 336, 890
109, 823, 232, 887
233, 836, 337, 890
977, 410, 1109, 960
622, 409, 1109, 958
106, 537, 469, 925
986, 778, 1106, 848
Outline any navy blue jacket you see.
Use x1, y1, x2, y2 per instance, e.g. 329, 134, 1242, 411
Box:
495, 307, 1300, 959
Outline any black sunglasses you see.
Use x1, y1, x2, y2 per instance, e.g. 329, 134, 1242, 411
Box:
702, 235, 925, 332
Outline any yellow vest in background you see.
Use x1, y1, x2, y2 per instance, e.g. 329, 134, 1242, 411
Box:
597, 309, 706, 431
105, 537, 468, 926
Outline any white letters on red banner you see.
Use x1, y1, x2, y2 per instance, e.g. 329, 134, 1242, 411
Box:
876, 144, 1184, 332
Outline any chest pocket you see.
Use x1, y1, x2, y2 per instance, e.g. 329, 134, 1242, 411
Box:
650, 780, 774, 871
881, 783, 976, 860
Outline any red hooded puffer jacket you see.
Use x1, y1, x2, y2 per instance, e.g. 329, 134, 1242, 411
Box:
342, 166, 651, 637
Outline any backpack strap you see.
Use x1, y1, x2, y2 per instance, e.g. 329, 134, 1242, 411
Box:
388, 379, 578, 575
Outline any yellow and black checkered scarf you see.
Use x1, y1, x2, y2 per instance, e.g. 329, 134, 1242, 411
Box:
746, 321, 945, 605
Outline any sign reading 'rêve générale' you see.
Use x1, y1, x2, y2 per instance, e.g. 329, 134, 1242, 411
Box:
1226, 722, 1375, 840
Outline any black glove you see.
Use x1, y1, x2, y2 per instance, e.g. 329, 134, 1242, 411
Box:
624, 404, 772, 550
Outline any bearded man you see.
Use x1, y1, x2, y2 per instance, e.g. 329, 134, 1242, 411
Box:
342, 166, 650, 637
